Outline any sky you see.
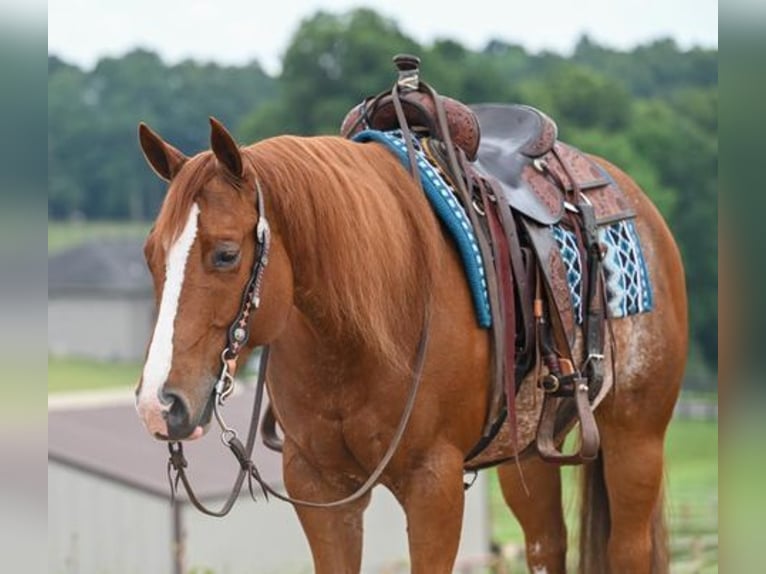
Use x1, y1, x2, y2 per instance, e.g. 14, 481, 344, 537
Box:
48, 0, 718, 74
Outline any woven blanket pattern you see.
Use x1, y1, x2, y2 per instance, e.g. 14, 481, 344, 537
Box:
551, 225, 584, 324
553, 220, 654, 322
599, 219, 654, 318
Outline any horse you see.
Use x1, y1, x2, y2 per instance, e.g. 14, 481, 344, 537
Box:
134, 116, 687, 573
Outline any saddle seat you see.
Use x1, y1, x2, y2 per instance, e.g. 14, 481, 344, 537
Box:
471, 104, 562, 224
471, 103, 635, 227
472, 103, 558, 159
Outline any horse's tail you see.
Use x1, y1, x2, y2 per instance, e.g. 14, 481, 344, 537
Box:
577, 452, 669, 574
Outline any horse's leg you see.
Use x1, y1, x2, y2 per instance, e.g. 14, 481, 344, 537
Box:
578, 158, 685, 573
498, 457, 567, 573
397, 445, 466, 573
282, 440, 370, 574
597, 415, 669, 574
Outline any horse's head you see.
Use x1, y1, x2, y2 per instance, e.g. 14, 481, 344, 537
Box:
134, 118, 293, 441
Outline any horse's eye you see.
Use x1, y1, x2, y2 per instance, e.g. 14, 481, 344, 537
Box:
213, 246, 241, 269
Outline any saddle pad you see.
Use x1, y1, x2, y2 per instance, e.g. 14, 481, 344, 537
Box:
352, 129, 492, 327
552, 220, 654, 322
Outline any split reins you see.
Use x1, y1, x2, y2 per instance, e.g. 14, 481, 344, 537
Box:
166, 179, 432, 517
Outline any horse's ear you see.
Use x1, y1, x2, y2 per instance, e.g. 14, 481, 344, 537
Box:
138, 123, 187, 182
209, 117, 243, 178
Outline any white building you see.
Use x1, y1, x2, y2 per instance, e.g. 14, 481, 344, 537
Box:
48, 240, 155, 361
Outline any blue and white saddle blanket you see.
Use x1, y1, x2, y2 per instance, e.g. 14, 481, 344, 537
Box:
352, 129, 653, 328
552, 222, 654, 324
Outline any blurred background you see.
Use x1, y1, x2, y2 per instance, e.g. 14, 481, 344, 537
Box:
45, 1, 722, 572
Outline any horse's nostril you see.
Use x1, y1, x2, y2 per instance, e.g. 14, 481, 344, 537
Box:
160, 389, 192, 438
157, 387, 173, 406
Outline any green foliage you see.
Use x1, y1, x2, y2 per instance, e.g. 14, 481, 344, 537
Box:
254, 8, 420, 137
538, 64, 632, 131
48, 220, 151, 254
573, 36, 718, 97
48, 7, 718, 371
48, 50, 276, 220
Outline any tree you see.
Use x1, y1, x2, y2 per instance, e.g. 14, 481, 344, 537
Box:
48, 50, 277, 219
544, 65, 631, 131
241, 9, 420, 139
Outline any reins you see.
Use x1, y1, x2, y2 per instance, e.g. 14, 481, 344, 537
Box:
166, 177, 432, 516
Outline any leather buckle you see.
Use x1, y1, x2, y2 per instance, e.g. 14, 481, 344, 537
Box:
539, 374, 560, 394
471, 197, 486, 216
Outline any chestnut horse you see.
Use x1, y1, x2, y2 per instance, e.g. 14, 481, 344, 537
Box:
135, 118, 687, 573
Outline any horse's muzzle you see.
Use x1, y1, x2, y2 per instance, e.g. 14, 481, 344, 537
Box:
137, 385, 213, 441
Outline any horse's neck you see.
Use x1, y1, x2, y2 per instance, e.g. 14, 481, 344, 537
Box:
251, 137, 437, 370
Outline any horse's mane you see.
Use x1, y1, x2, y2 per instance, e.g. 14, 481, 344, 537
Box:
154, 135, 442, 370
248, 136, 442, 369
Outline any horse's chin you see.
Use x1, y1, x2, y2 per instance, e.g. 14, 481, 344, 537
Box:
185, 394, 216, 441
187, 425, 206, 441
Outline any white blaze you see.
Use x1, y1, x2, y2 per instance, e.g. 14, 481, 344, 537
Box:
137, 203, 201, 416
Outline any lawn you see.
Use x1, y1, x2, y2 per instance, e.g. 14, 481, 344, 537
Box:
48, 355, 141, 394
48, 220, 151, 254
488, 416, 718, 571
47, 354, 261, 394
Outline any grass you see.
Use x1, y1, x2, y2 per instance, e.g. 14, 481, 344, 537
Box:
47, 354, 261, 394
488, 416, 718, 571
48, 220, 151, 254
725, 412, 766, 573
48, 355, 141, 393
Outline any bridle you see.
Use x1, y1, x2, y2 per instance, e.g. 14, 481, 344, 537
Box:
215, 179, 271, 408
166, 178, 432, 517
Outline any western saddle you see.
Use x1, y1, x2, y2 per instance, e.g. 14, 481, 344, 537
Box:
341, 55, 636, 466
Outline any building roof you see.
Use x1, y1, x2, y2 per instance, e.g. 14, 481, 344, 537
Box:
48, 385, 284, 501
48, 239, 152, 294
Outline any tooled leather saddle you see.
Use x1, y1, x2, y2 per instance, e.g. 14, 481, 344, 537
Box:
266, 55, 637, 467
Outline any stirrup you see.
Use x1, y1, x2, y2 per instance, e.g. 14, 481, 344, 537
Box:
536, 377, 600, 465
